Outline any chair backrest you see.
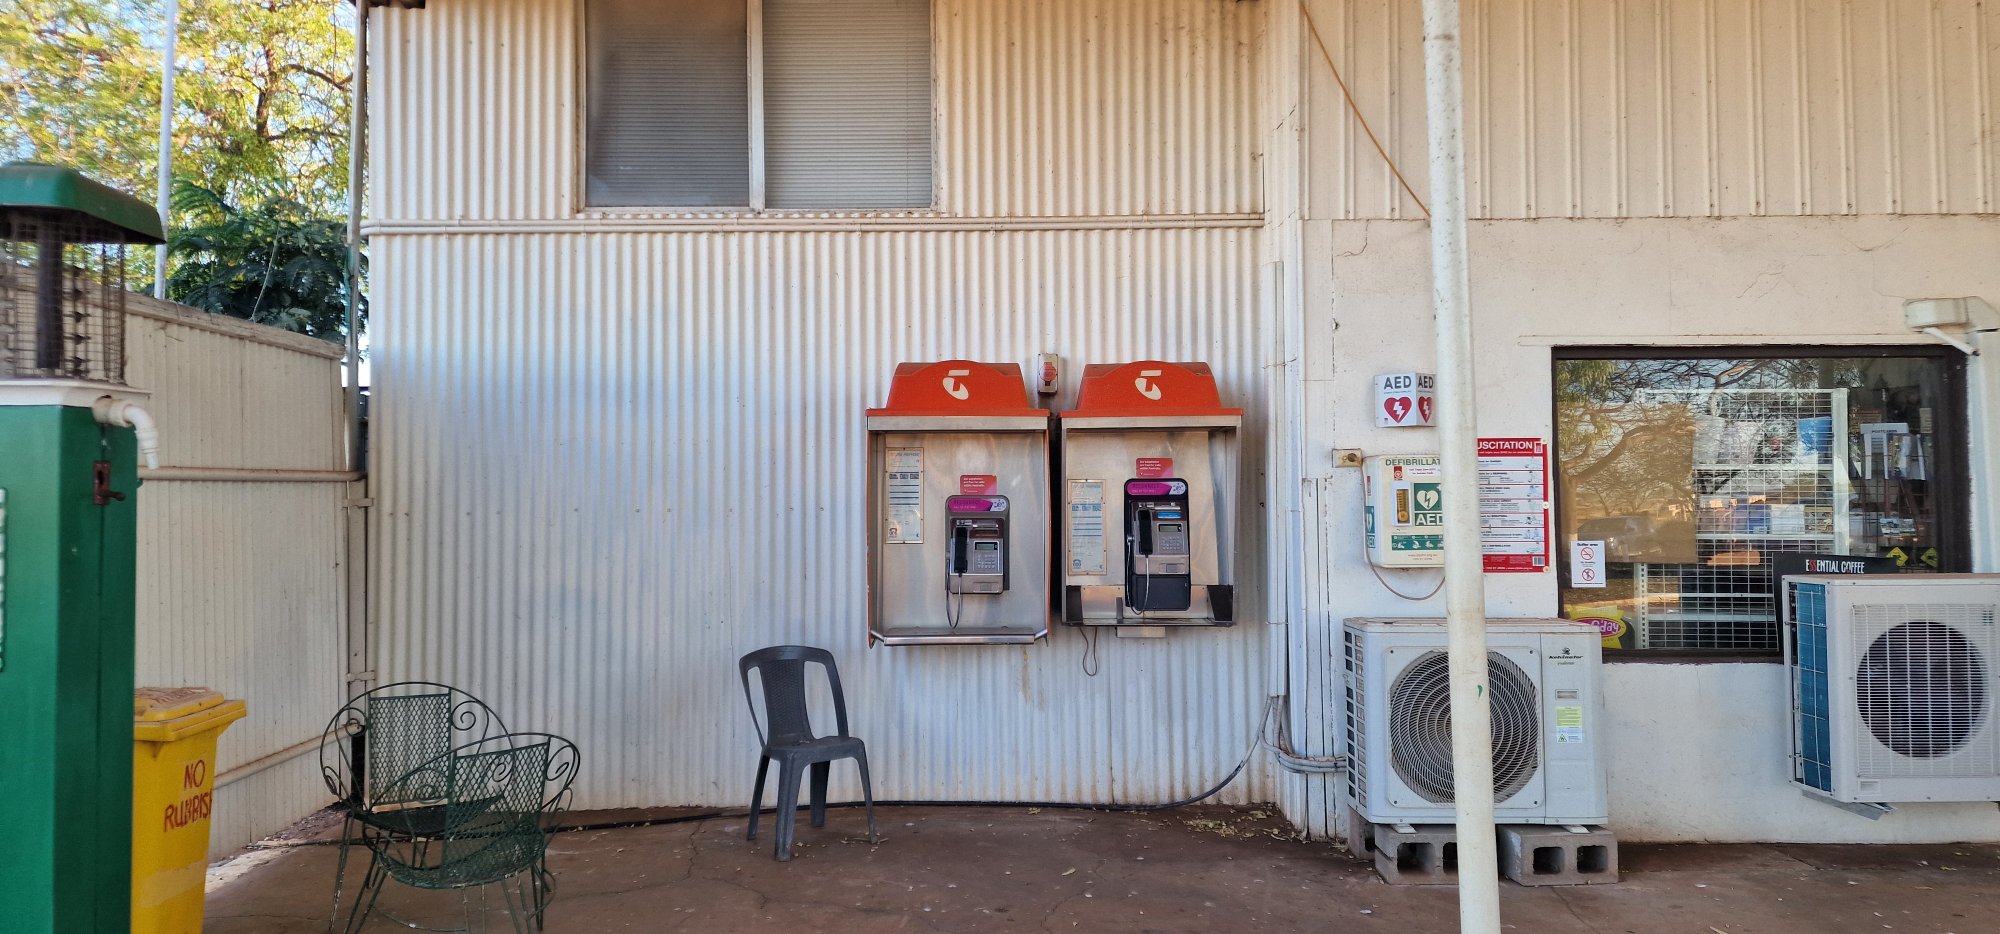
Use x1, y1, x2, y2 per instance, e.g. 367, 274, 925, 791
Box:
738, 645, 849, 747
370, 732, 580, 888
320, 682, 510, 810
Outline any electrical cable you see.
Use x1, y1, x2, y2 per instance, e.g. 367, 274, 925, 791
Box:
1263, 699, 1349, 775
1366, 558, 1446, 601
1078, 621, 1100, 677
944, 573, 963, 630
246, 704, 1280, 856
944, 528, 966, 630
1125, 508, 1152, 622
1301, 1, 1431, 219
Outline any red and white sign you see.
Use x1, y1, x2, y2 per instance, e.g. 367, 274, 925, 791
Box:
959, 474, 998, 494
1477, 437, 1550, 573
1374, 372, 1437, 428
1135, 457, 1174, 478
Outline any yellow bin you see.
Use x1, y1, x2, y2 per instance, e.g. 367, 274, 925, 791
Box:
132, 687, 248, 934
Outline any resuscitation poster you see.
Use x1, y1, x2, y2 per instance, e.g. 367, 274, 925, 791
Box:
1479, 438, 1551, 572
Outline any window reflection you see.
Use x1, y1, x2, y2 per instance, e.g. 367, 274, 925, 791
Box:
1555, 354, 1961, 654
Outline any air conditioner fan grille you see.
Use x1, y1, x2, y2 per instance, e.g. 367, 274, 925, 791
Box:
1388, 650, 1540, 805
1857, 620, 1989, 759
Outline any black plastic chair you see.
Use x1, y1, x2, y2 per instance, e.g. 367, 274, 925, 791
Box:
738, 645, 880, 860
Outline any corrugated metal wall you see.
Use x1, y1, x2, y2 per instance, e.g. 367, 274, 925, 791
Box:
371, 0, 1264, 221
1305, 0, 2000, 220
366, 0, 1279, 810
123, 297, 348, 856
370, 230, 1275, 807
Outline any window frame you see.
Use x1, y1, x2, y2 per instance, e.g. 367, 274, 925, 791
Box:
1549, 344, 1971, 664
576, 0, 942, 215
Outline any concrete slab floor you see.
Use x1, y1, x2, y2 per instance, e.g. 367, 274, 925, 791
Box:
204, 805, 2000, 933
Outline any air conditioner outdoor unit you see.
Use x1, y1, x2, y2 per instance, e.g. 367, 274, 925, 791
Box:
1784, 574, 2000, 804
1343, 617, 1609, 825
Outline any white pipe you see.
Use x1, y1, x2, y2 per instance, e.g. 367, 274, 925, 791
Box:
214, 733, 326, 790
1918, 327, 1980, 356
93, 397, 162, 470
140, 467, 362, 483
345, 0, 369, 473
343, 2, 374, 705
1969, 327, 2000, 572
153, 0, 179, 297
1420, 1, 1502, 931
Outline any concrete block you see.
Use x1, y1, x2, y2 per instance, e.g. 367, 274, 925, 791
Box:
1342, 806, 1375, 858
1497, 825, 1620, 886
1371, 823, 1459, 885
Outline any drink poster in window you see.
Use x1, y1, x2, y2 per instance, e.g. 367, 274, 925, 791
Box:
1478, 438, 1550, 572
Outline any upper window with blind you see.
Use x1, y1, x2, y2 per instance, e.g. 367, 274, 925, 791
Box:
585, 0, 934, 210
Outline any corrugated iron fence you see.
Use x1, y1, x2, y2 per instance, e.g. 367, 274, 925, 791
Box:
123, 294, 350, 857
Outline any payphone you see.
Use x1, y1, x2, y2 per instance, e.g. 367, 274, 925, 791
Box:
1123, 480, 1191, 611
865, 361, 1051, 645
946, 495, 1010, 595
1057, 362, 1240, 630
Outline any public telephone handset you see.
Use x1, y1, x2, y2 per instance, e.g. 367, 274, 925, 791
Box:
1123, 479, 1192, 613
944, 495, 1009, 628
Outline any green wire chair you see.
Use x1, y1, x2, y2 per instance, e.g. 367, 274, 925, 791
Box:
341, 732, 580, 933
321, 683, 512, 930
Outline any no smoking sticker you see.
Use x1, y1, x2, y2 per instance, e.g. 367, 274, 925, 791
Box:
1570, 540, 1606, 589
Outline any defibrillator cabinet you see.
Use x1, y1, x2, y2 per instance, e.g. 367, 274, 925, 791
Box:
1056, 362, 1241, 629
866, 361, 1052, 645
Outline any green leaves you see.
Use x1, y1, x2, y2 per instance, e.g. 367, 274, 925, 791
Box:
165, 180, 359, 343
2, 0, 355, 215
5, 0, 361, 341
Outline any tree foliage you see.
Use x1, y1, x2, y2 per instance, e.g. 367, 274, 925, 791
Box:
1, 0, 162, 195
166, 180, 360, 340
3, 0, 361, 342
3, 0, 355, 215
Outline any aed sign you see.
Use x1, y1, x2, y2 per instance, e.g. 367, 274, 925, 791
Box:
1374, 372, 1436, 428
1409, 483, 1443, 526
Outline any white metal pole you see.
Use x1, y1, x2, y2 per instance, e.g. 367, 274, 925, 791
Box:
343, 0, 373, 704
346, 0, 369, 470
153, 0, 179, 298
1420, 1, 1502, 931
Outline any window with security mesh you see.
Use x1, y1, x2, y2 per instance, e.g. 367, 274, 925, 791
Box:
1553, 350, 1968, 657
585, 0, 934, 210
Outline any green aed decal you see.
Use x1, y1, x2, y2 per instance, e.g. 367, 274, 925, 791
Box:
1411, 482, 1443, 527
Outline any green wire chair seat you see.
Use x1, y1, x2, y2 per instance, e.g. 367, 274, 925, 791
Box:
343, 732, 579, 933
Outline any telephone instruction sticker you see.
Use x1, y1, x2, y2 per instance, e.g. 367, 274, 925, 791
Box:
885, 448, 923, 544
1067, 480, 1107, 576
1554, 705, 1585, 744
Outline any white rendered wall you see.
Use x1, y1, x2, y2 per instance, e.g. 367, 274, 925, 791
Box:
1297, 214, 2000, 843
1606, 663, 2000, 843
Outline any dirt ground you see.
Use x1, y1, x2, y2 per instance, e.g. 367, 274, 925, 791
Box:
204, 804, 2000, 933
